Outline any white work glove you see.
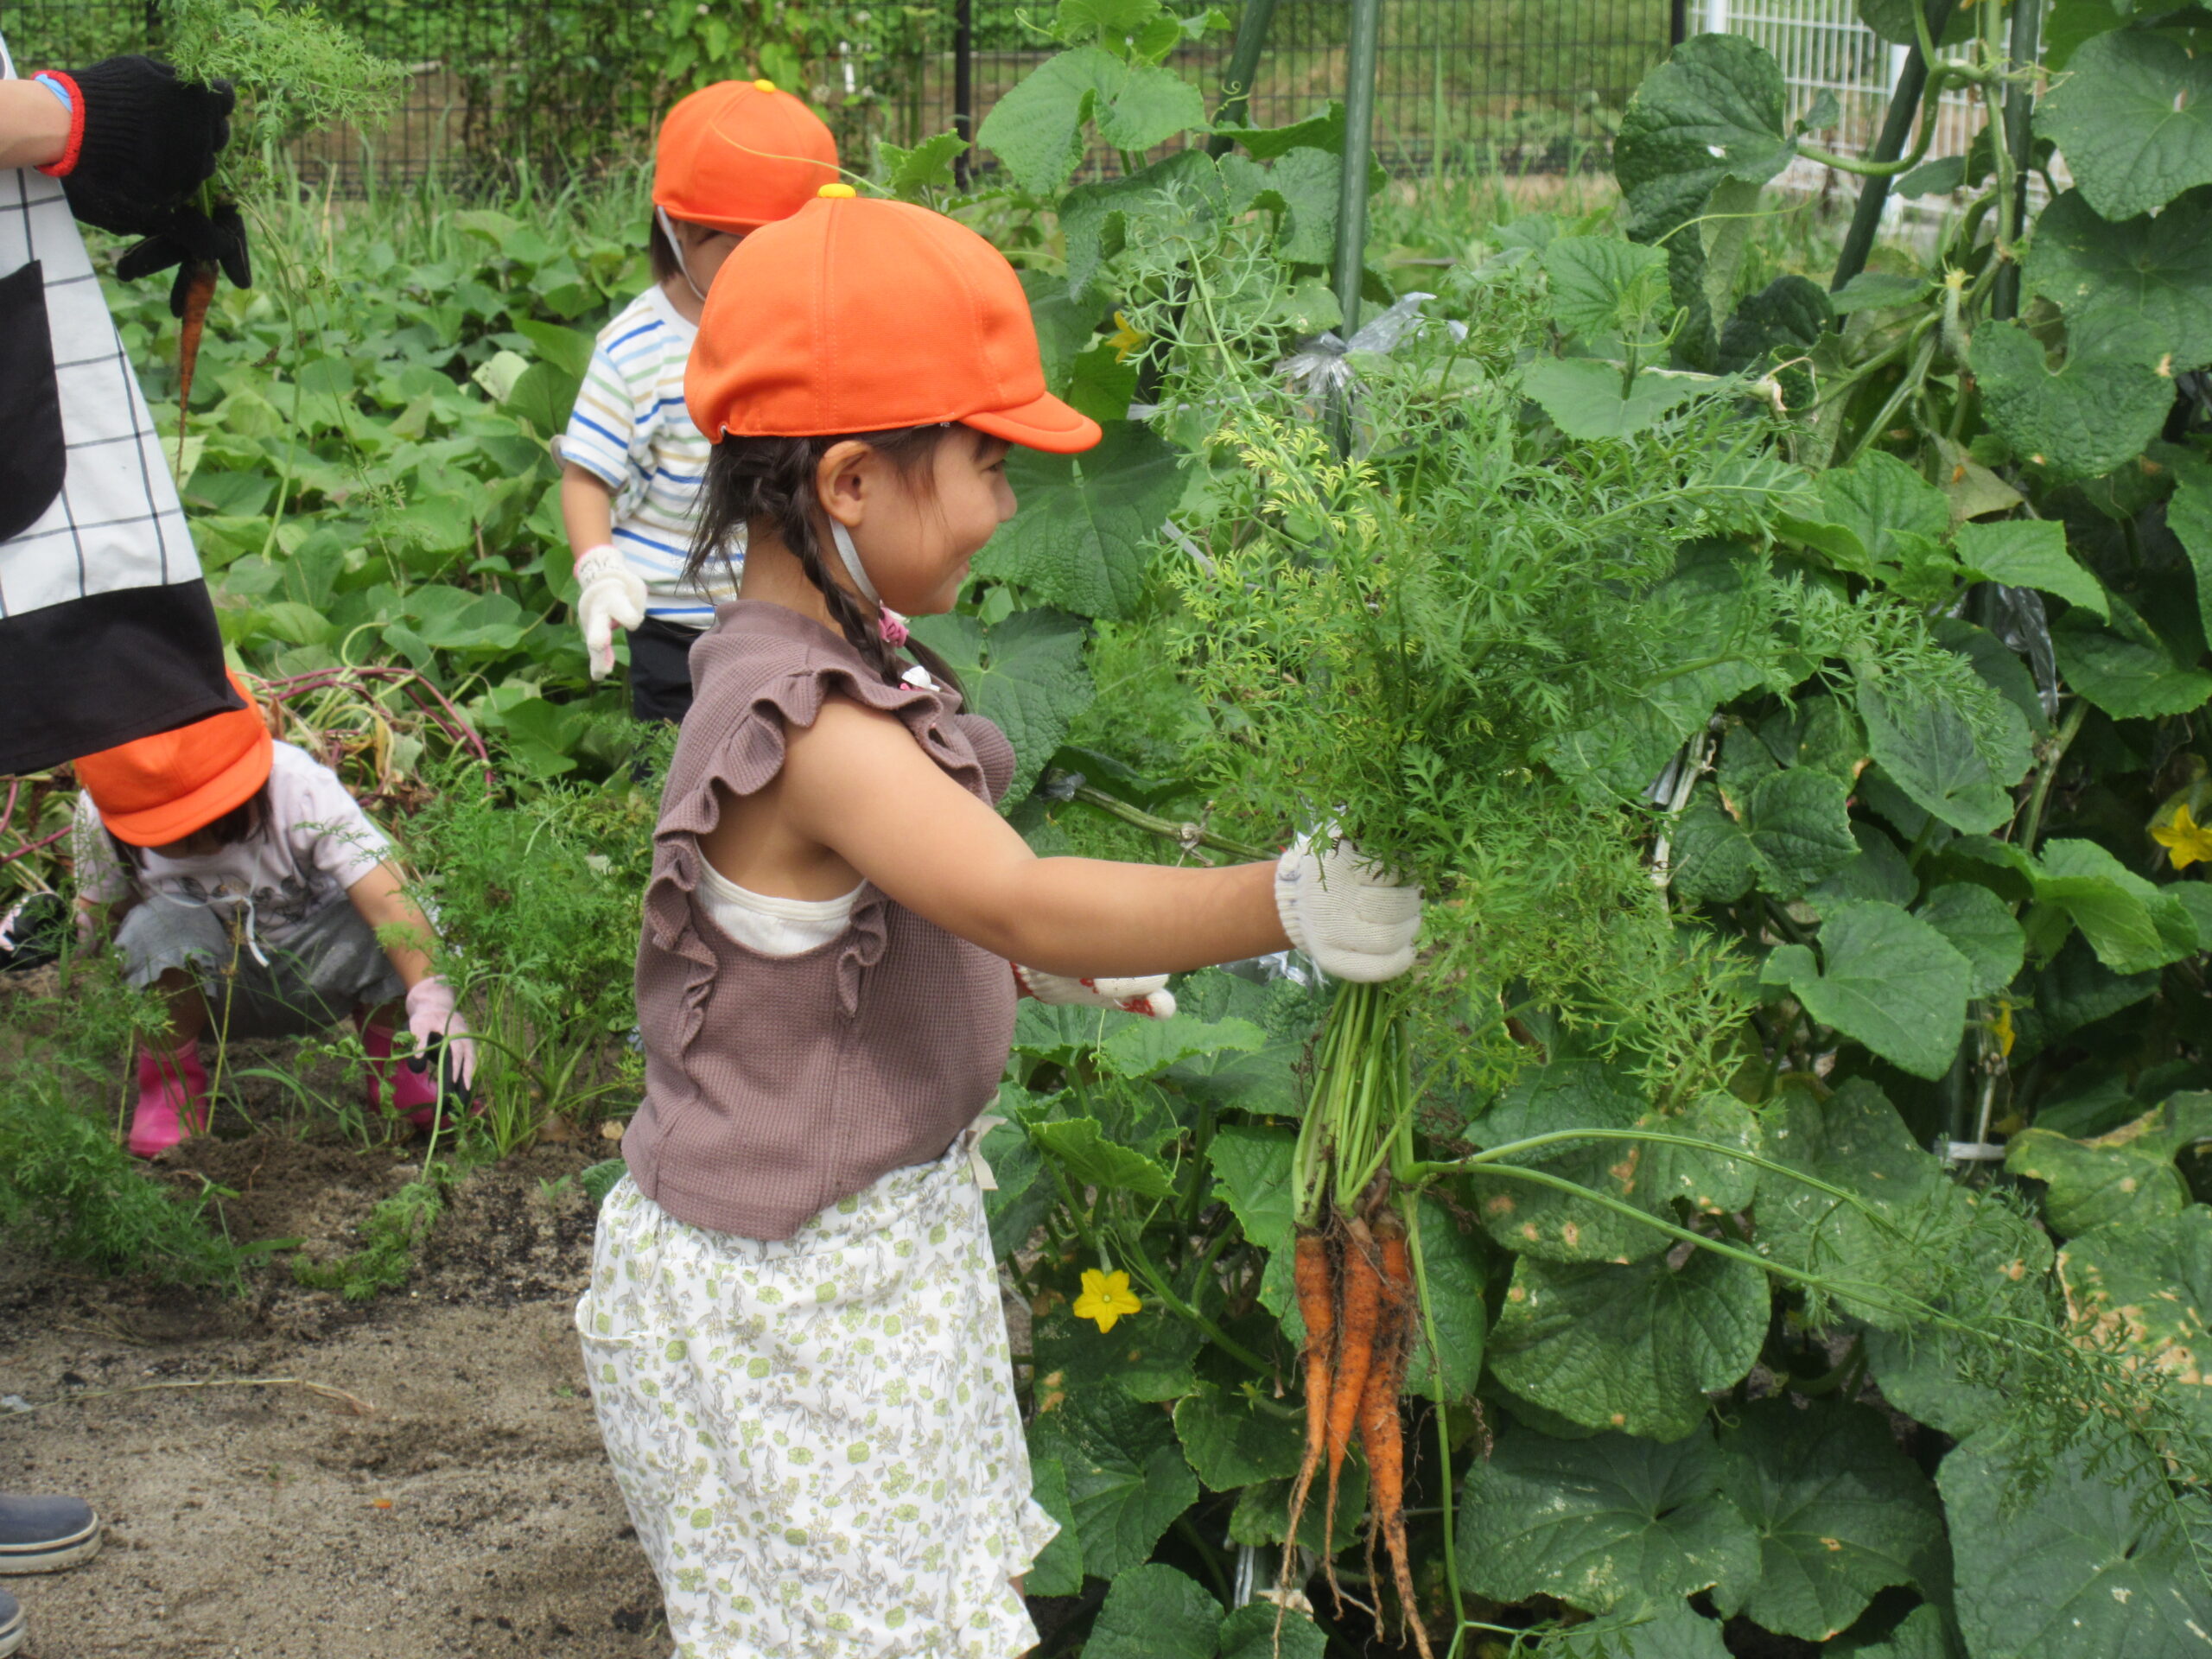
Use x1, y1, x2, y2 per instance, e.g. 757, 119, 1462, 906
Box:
1274, 832, 1422, 982
574, 545, 647, 681
404, 976, 478, 1089
1014, 963, 1177, 1020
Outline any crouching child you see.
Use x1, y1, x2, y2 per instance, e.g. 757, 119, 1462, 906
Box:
69, 673, 474, 1156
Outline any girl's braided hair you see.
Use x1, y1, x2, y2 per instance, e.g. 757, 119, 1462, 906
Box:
685, 427, 967, 704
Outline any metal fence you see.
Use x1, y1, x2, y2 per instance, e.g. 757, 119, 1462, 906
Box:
0, 0, 1684, 192
1713, 0, 2056, 219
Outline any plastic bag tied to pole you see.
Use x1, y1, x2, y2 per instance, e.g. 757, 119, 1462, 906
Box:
1276, 291, 1468, 406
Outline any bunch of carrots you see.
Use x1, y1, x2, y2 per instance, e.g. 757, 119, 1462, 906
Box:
1281, 981, 1433, 1658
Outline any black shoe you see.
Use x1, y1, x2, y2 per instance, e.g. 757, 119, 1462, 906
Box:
0, 1493, 101, 1573
0, 1586, 24, 1658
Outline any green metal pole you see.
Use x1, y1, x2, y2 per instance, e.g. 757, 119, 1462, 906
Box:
1208, 0, 1283, 151
1332, 0, 1383, 335
1989, 0, 2043, 321
1830, 0, 1962, 291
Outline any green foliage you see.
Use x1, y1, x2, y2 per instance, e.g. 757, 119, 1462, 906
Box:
399, 765, 652, 1150
166, 0, 406, 198
0, 961, 250, 1284
96, 175, 655, 781
291, 1160, 454, 1300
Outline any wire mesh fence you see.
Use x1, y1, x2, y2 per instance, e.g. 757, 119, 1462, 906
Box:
0, 0, 1683, 193
1713, 0, 2058, 219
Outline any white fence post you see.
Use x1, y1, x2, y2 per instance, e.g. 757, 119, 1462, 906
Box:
1706, 0, 1731, 34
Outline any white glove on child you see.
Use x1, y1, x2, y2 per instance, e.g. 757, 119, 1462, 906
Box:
574, 545, 647, 681
404, 976, 478, 1088
1274, 833, 1422, 982
1014, 964, 1177, 1020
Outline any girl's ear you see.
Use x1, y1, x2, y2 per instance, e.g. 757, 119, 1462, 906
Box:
816, 440, 874, 529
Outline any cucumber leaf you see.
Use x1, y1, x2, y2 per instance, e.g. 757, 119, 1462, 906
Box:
1084, 1562, 1220, 1659
1488, 1247, 1768, 1440
1713, 1400, 1945, 1642
1974, 313, 2176, 483
2056, 1204, 2212, 1439
2036, 29, 2212, 221
1454, 1425, 1759, 1614
1942, 1427, 2212, 1658
1766, 901, 1973, 1079
2005, 1092, 2212, 1238
2023, 188, 2212, 375
1954, 518, 2108, 621
906, 607, 1095, 803
976, 422, 1183, 620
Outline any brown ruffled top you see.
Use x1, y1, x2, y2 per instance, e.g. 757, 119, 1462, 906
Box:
621, 601, 1018, 1240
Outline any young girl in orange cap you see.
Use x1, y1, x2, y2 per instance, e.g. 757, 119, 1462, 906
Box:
71, 674, 474, 1156
560, 79, 837, 724
575, 188, 1422, 1656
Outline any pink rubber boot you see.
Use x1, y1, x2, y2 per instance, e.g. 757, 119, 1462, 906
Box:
129, 1040, 210, 1158
390, 1050, 448, 1133
355, 1015, 458, 1133
355, 1014, 397, 1116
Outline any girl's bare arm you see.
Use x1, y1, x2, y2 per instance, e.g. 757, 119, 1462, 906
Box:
560, 463, 617, 569
346, 859, 437, 989
779, 696, 1288, 978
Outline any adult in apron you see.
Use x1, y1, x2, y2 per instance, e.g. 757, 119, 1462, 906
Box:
0, 37, 249, 774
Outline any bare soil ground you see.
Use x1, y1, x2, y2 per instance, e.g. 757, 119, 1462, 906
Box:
0, 1129, 670, 1659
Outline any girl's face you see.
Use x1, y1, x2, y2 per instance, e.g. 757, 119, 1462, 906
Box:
154, 829, 229, 859
830, 429, 1018, 616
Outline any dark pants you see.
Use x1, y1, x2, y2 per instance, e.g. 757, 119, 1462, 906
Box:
628, 616, 703, 724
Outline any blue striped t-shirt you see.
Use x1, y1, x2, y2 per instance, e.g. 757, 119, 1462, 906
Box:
562, 285, 739, 626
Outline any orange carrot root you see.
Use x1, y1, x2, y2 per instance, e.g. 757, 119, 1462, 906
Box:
1357, 1213, 1432, 1658
1323, 1214, 1382, 1609
1282, 1230, 1327, 1645
1281, 1226, 1335, 1597
175, 262, 217, 474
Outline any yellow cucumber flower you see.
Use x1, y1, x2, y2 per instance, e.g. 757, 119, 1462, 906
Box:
1107, 311, 1146, 364
2152, 804, 2212, 870
1073, 1267, 1141, 1334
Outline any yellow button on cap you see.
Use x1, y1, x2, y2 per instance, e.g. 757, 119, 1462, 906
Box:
753, 78, 777, 91
818, 182, 857, 198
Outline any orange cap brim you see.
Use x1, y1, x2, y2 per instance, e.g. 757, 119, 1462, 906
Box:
965, 391, 1103, 455
101, 723, 274, 848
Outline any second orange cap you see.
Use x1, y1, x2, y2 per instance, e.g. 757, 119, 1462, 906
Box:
655, 79, 840, 234
685, 191, 1103, 454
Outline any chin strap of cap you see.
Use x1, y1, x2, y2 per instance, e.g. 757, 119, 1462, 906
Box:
655, 205, 710, 302
827, 521, 913, 648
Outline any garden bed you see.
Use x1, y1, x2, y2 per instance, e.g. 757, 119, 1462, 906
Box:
0, 1132, 666, 1657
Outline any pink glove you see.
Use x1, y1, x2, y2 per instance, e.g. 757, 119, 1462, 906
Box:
404, 976, 477, 1089
1014, 964, 1176, 1019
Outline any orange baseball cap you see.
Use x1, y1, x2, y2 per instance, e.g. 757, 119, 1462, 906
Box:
654, 79, 840, 234
686, 190, 1102, 454
75, 671, 274, 848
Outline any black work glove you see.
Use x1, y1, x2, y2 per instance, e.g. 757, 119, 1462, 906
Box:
48, 56, 233, 238
115, 200, 253, 317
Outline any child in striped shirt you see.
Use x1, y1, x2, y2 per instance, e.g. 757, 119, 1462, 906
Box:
562, 79, 837, 722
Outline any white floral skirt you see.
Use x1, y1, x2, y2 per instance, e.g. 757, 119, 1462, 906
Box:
575, 1139, 1055, 1659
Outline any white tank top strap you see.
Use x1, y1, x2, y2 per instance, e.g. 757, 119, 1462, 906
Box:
696, 860, 861, 957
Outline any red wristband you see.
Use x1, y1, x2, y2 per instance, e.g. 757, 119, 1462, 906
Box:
31, 71, 86, 178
